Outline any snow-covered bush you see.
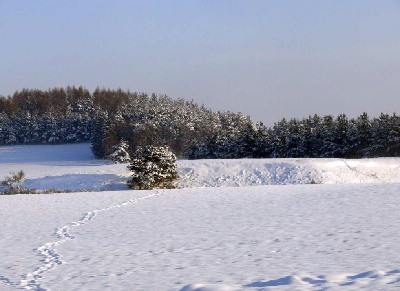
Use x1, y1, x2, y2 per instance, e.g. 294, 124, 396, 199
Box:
109, 140, 131, 163
127, 146, 178, 190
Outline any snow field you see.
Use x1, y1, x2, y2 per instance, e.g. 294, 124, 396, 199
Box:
1, 143, 400, 290
1, 185, 400, 290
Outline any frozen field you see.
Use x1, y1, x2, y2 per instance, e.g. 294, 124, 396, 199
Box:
1, 144, 400, 290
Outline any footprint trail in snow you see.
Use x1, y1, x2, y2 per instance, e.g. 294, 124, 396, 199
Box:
0, 191, 164, 291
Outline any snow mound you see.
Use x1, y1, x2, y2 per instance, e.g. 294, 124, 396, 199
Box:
179, 158, 400, 187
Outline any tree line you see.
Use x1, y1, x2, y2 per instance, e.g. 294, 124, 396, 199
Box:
1, 87, 399, 160
187, 113, 400, 159
0, 87, 254, 157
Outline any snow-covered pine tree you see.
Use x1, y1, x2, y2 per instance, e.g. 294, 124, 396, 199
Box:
369, 114, 391, 157
347, 112, 372, 158
231, 123, 259, 158
386, 114, 400, 156
319, 115, 336, 157
286, 118, 304, 158
298, 116, 318, 158
91, 115, 110, 158
269, 118, 290, 158
127, 145, 178, 190
332, 114, 350, 158
109, 140, 131, 163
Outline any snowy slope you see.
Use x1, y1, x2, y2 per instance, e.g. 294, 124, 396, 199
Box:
1, 144, 400, 192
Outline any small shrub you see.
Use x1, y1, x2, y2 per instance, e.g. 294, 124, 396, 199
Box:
12, 170, 25, 183
127, 145, 178, 190
1, 170, 27, 194
40, 189, 75, 194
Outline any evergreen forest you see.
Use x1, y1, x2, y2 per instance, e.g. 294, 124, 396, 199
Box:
0, 86, 399, 160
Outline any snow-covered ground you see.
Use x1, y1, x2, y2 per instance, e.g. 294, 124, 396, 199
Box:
1, 144, 400, 290
1, 143, 400, 191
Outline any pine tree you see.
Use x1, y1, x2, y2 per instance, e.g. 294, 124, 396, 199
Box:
127, 146, 178, 190
109, 140, 131, 163
385, 114, 400, 156
286, 118, 304, 158
269, 118, 290, 158
319, 115, 336, 157
333, 114, 350, 158
91, 115, 109, 159
347, 112, 372, 158
369, 113, 391, 157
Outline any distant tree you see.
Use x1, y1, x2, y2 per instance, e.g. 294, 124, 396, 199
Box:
347, 112, 372, 158
333, 114, 350, 158
386, 114, 400, 156
109, 140, 131, 163
268, 118, 290, 158
369, 114, 391, 157
285, 118, 304, 158
91, 115, 110, 159
369, 113, 400, 157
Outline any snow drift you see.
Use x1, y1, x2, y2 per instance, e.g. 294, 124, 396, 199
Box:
179, 157, 400, 187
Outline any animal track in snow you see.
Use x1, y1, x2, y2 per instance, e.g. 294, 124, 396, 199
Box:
0, 191, 164, 291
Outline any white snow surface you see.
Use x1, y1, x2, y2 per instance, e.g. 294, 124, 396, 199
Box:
1, 143, 400, 290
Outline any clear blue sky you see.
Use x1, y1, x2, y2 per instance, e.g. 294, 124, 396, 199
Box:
1, 0, 399, 124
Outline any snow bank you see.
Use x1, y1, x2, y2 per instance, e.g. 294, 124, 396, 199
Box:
1, 144, 400, 192
179, 157, 400, 187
